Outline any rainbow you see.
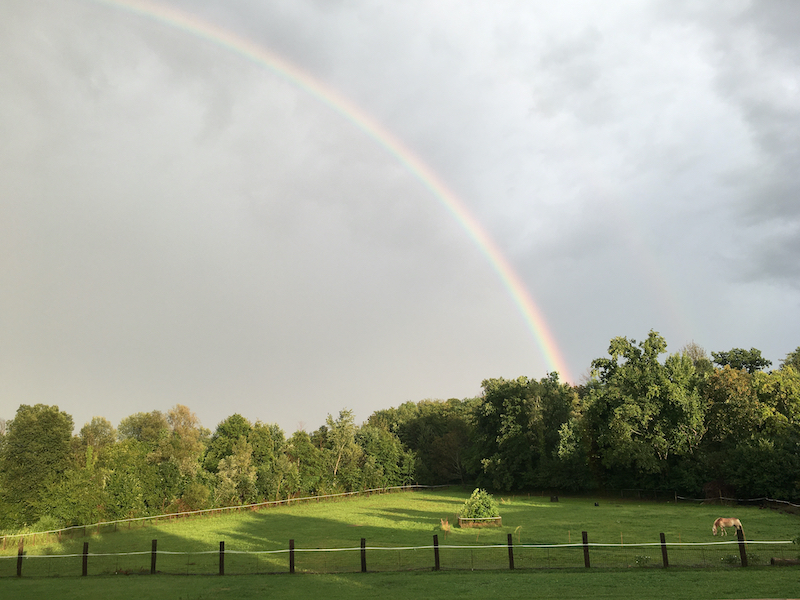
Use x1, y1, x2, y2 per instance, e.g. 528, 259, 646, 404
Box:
88, 0, 572, 382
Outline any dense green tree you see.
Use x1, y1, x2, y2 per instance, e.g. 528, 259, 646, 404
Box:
754, 367, 800, 426
473, 376, 540, 490
323, 410, 363, 491
532, 373, 582, 487
249, 422, 285, 466
715, 423, 800, 500
0, 404, 74, 526
680, 342, 715, 377
285, 430, 326, 495
256, 453, 300, 501
583, 332, 704, 487
102, 439, 157, 518
203, 414, 252, 473
472, 374, 577, 491
781, 347, 800, 372
179, 480, 212, 511
39, 448, 108, 526
79, 417, 116, 454
117, 411, 169, 445
704, 366, 773, 443
371, 398, 475, 485
214, 436, 257, 506
151, 405, 207, 478
712, 347, 772, 374
356, 425, 414, 488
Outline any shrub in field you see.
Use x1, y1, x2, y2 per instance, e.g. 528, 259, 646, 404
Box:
32, 515, 62, 533
459, 488, 500, 519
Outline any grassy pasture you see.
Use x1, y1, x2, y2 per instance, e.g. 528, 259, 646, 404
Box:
1, 487, 799, 598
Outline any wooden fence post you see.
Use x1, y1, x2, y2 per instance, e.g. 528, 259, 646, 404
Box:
360, 538, 367, 573
507, 533, 515, 570
660, 533, 668, 568
289, 539, 295, 574
150, 539, 157, 574
16, 539, 23, 577
433, 534, 440, 571
82, 541, 89, 576
219, 541, 225, 575
737, 528, 748, 567
582, 531, 590, 568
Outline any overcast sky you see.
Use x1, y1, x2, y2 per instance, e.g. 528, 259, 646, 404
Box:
2, 0, 798, 435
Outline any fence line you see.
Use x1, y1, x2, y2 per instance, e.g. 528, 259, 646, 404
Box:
3, 534, 794, 577
3, 541, 782, 557
4, 539, 788, 559
676, 495, 800, 509
0, 484, 444, 543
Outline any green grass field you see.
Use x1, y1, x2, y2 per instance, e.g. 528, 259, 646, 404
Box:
2, 488, 799, 599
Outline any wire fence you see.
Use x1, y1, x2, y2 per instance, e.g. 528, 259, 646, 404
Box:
2, 536, 796, 577
676, 495, 800, 513
614, 489, 800, 510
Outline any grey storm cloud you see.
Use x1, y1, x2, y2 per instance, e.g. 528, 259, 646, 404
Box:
1, 0, 798, 434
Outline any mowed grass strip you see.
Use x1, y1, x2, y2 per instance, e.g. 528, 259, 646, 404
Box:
2, 568, 800, 600
2, 487, 798, 576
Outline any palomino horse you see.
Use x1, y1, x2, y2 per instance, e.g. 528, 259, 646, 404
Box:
712, 517, 743, 536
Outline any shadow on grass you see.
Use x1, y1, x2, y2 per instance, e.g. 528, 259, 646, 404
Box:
2, 488, 797, 577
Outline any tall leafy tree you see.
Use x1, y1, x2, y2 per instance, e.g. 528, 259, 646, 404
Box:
0, 405, 74, 526
781, 347, 800, 372
73, 416, 117, 468
584, 331, 704, 487
704, 366, 772, 443
40, 447, 108, 526
214, 436, 257, 506
79, 416, 116, 454
249, 421, 289, 500
151, 405, 207, 478
102, 439, 155, 518
203, 414, 252, 473
712, 347, 772, 374
371, 398, 475, 485
286, 430, 326, 495
680, 342, 715, 377
754, 367, 800, 426
471, 374, 577, 490
323, 409, 363, 490
249, 422, 285, 466
117, 411, 169, 445
356, 425, 414, 488
473, 376, 540, 490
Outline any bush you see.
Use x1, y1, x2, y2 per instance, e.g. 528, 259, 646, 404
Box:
32, 515, 63, 533
459, 488, 500, 519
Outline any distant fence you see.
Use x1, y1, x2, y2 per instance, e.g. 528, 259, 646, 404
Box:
0, 485, 444, 548
612, 490, 800, 510
2, 530, 796, 577
676, 496, 800, 514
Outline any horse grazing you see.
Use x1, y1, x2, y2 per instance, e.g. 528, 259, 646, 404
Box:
712, 517, 743, 536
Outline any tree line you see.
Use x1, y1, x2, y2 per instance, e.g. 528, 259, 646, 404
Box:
1, 330, 798, 531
